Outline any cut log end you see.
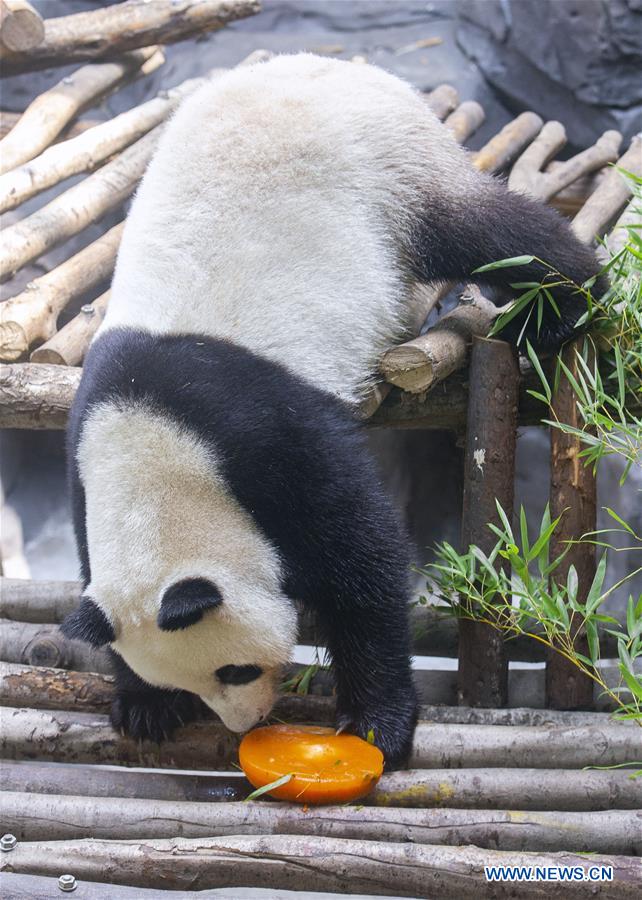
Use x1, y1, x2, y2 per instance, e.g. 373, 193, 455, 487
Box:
0, 321, 28, 361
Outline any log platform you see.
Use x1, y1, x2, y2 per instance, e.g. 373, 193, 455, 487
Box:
1, 7, 641, 896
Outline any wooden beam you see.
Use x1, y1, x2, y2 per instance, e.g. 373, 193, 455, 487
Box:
0, 0, 261, 76
1, 834, 637, 896
4, 759, 639, 811
457, 337, 518, 707
0, 1, 43, 52
545, 338, 597, 709
3, 790, 639, 854
0, 47, 162, 174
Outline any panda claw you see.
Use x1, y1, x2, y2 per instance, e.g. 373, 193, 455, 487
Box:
110, 689, 203, 743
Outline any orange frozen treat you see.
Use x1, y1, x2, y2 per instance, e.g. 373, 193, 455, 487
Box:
239, 724, 384, 804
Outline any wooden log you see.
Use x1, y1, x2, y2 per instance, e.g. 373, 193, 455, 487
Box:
472, 111, 543, 173
0, 577, 80, 620
0, 75, 202, 212
546, 338, 597, 710
0, 363, 548, 431
1, 706, 638, 770
3, 362, 640, 433
458, 337, 518, 707
29, 291, 109, 366
3, 790, 639, 855
0, 219, 122, 362
370, 767, 642, 811
1, 110, 103, 141
1, 661, 630, 726
551, 166, 608, 217
423, 83, 458, 120
380, 286, 502, 393
0, 875, 207, 900
573, 135, 642, 243
509, 124, 622, 202
0, 707, 241, 769
0, 662, 115, 713
0, 0, 261, 76
0, 580, 619, 660
0, 47, 161, 174
443, 100, 485, 144
2, 834, 638, 898
0, 620, 110, 672
4, 760, 640, 812
0, 127, 161, 282
0, 1, 43, 52
0, 363, 79, 428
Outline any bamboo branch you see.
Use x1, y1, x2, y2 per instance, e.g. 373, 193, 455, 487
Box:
0, 0, 261, 76
3, 790, 639, 855
2, 834, 637, 897
30, 291, 109, 365
444, 100, 485, 144
1, 706, 637, 770
4, 760, 639, 812
573, 135, 642, 243
0, 222, 122, 361
0, 47, 162, 174
0, 75, 203, 212
509, 124, 622, 201
423, 83, 459, 120
0, 1, 43, 52
0, 127, 161, 282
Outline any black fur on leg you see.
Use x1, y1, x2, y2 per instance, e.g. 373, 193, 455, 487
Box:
108, 649, 205, 743
411, 176, 607, 351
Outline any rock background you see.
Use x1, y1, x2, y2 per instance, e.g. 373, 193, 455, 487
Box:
1, 1, 640, 613
456, 0, 642, 149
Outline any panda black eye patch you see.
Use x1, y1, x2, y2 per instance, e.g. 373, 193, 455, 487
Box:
216, 664, 263, 685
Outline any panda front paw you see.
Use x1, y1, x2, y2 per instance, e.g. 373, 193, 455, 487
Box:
337, 693, 418, 769
111, 688, 203, 743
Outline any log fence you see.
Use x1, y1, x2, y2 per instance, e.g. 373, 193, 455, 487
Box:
1, 8, 641, 896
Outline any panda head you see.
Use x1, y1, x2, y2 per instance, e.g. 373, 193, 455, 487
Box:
65, 400, 299, 734
62, 572, 296, 733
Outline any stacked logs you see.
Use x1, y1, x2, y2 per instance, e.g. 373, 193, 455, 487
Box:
0, 621, 640, 895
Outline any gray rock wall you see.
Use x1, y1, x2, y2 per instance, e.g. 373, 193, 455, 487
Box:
457, 0, 642, 148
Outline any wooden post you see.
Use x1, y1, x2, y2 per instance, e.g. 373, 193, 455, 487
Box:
546, 338, 596, 709
458, 336, 519, 707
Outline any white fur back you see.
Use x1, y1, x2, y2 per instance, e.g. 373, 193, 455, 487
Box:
103, 54, 472, 402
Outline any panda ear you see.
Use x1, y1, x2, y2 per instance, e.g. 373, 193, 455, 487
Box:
158, 578, 223, 631
61, 596, 115, 646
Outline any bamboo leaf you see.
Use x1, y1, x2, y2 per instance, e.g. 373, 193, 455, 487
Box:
244, 773, 293, 801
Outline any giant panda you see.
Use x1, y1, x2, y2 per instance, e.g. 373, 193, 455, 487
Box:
61, 54, 603, 766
